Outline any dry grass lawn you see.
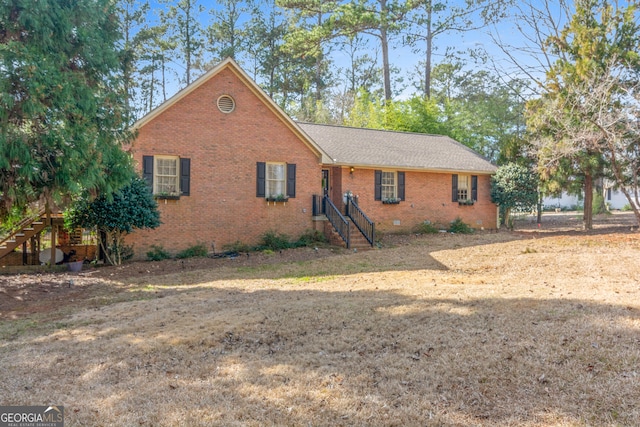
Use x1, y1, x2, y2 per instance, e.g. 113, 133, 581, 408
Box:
1, 213, 639, 426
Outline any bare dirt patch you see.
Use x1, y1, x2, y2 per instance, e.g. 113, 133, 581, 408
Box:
1, 212, 639, 426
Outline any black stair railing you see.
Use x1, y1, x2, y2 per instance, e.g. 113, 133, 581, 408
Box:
346, 196, 375, 246
324, 195, 350, 248
312, 194, 326, 216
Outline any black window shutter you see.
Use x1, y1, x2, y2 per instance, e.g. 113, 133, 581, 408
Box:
374, 170, 382, 200
143, 156, 154, 189
256, 162, 266, 197
471, 175, 478, 201
286, 163, 296, 198
397, 172, 405, 201
180, 158, 191, 196
452, 174, 458, 202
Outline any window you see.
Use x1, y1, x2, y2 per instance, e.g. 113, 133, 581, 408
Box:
452, 174, 478, 203
375, 170, 405, 202
457, 174, 470, 201
155, 156, 180, 195
381, 171, 397, 200
256, 162, 296, 199
266, 163, 286, 198
142, 155, 190, 197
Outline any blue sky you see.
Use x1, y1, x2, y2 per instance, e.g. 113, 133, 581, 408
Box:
137, 0, 584, 103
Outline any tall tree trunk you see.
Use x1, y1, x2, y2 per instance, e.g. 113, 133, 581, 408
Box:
45, 201, 54, 268
618, 185, 640, 229
380, 0, 392, 102
537, 191, 543, 224
161, 55, 167, 102
185, 23, 192, 85
583, 171, 593, 230
149, 58, 155, 112
505, 206, 513, 229
607, 143, 640, 229
315, 10, 323, 110
424, 3, 432, 99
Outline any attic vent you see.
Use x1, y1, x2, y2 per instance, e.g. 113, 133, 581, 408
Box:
217, 95, 235, 113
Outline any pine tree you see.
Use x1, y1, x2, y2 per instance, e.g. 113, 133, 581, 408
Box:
160, 0, 204, 86
0, 0, 134, 218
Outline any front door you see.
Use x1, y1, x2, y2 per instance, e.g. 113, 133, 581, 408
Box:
322, 169, 329, 196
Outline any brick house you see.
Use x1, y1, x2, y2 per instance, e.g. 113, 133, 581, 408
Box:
127, 58, 497, 257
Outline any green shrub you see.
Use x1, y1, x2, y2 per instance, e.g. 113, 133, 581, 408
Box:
622, 203, 632, 212
592, 192, 607, 215
415, 221, 440, 234
294, 229, 327, 247
176, 243, 208, 259
259, 231, 292, 251
448, 217, 474, 234
222, 240, 253, 253
146, 245, 172, 261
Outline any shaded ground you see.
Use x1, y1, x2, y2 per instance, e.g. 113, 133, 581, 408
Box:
0, 211, 637, 321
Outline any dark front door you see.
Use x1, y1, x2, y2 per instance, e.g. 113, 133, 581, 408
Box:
322, 169, 329, 196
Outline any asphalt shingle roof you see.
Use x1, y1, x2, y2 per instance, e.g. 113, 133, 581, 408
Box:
297, 122, 497, 174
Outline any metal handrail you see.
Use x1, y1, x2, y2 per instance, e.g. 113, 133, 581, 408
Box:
346, 196, 375, 246
312, 194, 326, 216
324, 195, 350, 249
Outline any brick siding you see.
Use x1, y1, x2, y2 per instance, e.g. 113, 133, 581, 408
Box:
128, 68, 323, 258
333, 167, 498, 233
128, 64, 498, 258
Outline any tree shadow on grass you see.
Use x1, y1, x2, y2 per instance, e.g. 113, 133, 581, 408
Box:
2, 285, 638, 426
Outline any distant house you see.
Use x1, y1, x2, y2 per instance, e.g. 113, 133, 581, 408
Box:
126, 58, 498, 257
543, 184, 639, 211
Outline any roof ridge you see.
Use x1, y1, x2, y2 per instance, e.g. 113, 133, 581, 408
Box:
296, 121, 451, 139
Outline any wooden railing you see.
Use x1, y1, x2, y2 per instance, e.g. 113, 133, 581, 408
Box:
346, 196, 375, 246
0, 208, 46, 246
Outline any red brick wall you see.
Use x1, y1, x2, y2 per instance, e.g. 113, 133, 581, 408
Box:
128, 67, 323, 258
334, 167, 498, 233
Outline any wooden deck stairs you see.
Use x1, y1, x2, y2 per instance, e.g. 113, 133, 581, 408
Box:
0, 210, 51, 261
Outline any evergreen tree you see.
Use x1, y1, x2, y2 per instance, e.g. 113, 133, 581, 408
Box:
205, 0, 251, 63
66, 176, 160, 265
0, 0, 134, 219
405, 0, 510, 98
491, 162, 539, 228
334, 0, 408, 102
527, 0, 640, 229
277, 0, 338, 119
431, 63, 527, 162
160, 0, 204, 86
244, 0, 289, 97
137, 23, 177, 113
117, 0, 150, 118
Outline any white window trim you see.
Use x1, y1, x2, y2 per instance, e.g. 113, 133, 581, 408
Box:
381, 171, 397, 201
457, 174, 470, 201
154, 155, 180, 196
265, 162, 287, 199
